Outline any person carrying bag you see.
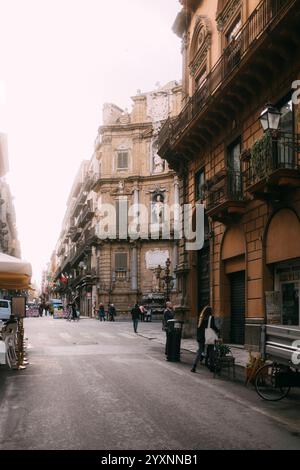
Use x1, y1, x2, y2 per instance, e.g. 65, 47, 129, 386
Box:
205, 315, 219, 345
204, 311, 219, 371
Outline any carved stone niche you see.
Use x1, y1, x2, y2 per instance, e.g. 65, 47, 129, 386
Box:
189, 15, 212, 78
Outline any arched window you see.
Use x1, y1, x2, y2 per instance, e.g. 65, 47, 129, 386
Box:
189, 16, 212, 92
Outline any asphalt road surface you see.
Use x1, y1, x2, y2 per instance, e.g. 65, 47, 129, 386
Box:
0, 317, 300, 450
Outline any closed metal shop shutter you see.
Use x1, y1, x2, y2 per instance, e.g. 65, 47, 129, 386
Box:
230, 271, 245, 345
197, 241, 210, 312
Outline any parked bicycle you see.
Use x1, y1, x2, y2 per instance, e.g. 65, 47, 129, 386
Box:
255, 361, 300, 401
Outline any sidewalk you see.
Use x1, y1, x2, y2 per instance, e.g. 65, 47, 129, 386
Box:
136, 321, 249, 374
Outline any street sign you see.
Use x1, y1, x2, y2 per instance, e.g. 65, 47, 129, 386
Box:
11, 296, 26, 318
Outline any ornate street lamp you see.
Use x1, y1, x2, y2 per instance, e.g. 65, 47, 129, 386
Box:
163, 258, 173, 302
155, 265, 162, 292
259, 103, 300, 152
260, 104, 281, 132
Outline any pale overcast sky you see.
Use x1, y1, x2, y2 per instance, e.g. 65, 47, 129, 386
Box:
0, 0, 182, 286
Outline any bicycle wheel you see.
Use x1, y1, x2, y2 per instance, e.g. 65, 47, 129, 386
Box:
255, 362, 291, 401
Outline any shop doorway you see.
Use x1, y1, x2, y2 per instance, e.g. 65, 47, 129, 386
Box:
229, 270, 245, 344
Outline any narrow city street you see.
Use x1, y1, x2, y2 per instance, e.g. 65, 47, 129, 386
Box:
0, 318, 299, 450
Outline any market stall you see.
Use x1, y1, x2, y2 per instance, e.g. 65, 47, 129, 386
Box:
0, 253, 32, 369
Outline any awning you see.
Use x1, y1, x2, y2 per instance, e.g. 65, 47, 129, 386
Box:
0, 253, 32, 290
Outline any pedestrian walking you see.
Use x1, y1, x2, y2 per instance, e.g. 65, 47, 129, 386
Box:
131, 303, 140, 333
163, 301, 174, 356
45, 303, 50, 317
108, 304, 116, 322
38, 303, 43, 317
71, 302, 78, 322
191, 305, 219, 372
98, 303, 106, 321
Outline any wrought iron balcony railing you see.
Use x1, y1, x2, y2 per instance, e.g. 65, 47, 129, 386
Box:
70, 270, 92, 287
158, 0, 289, 152
244, 132, 300, 190
206, 170, 244, 213
78, 203, 95, 228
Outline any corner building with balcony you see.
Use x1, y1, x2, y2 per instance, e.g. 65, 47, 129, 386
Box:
158, 0, 300, 348
54, 82, 182, 315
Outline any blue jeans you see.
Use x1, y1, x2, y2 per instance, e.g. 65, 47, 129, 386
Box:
192, 341, 206, 368
133, 319, 138, 333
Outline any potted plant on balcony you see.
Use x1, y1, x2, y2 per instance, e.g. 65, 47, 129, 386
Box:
250, 132, 272, 180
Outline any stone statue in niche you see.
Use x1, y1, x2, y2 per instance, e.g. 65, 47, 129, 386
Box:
152, 193, 164, 224
153, 153, 165, 173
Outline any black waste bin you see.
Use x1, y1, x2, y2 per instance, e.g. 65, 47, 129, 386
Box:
166, 319, 184, 362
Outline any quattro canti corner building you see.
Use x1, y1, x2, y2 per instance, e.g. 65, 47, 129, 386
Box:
158, 0, 300, 348
51, 82, 182, 315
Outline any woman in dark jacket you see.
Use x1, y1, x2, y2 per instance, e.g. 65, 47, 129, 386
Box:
131, 303, 140, 333
98, 304, 106, 321
191, 305, 219, 373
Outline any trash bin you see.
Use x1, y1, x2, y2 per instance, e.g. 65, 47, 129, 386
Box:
166, 319, 184, 362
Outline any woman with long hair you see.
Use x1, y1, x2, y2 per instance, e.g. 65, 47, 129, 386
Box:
191, 305, 219, 373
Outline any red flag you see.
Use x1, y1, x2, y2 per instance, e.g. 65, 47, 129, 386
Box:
60, 274, 68, 284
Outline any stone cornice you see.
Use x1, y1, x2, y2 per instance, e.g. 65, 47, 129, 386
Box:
93, 171, 175, 189
99, 122, 152, 134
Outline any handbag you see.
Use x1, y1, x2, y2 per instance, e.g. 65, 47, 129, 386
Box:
205, 316, 218, 345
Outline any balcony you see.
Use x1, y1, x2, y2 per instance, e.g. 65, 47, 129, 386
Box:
83, 171, 100, 192
113, 270, 128, 283
78, 203, 95, 228
206, 170, 246, 222
57, 245, 65, 257
244, 132, 300, 197
158, 0, 297, 165
71, 270, 92, 288
70, 227, 82, 242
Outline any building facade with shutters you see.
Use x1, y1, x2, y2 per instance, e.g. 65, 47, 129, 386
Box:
158, 0, 300, 348
52, 82, 182, 316
0, 133, 21, 259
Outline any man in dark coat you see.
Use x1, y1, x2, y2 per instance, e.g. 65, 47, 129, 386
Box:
131, 303, 140, 333
108, 304, 116, 322
163, 301, 174, 356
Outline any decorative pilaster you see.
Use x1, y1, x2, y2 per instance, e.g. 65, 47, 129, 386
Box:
131, 245, 138, 291
172, 243, 178, 291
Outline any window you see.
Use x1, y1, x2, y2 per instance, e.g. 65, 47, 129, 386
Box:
278, 98, 293, 133
277, 97, 294, 167
227, 138, 242, 195
195, 169, 205, 201
226, 15, 241, 44
117, 151, 128, 170
227, 138, 241, 173
115, 252, 128, 272
195, 68, 207, 90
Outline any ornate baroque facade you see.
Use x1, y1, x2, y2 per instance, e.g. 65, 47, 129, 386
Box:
158, 0, 300, 347
52, 82, 182, 316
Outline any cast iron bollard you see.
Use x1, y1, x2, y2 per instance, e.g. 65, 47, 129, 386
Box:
166, 319, 184, 362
